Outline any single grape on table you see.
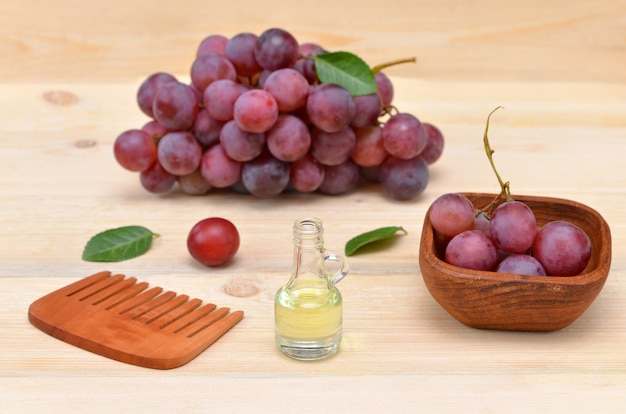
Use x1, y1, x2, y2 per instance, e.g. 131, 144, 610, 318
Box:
113, 27, 446, 200
187, 217, 240, 267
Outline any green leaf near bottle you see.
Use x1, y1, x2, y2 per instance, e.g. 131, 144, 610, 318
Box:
314, 51, 377, 96
82, 225, 159, 262
345, 226, 407, 256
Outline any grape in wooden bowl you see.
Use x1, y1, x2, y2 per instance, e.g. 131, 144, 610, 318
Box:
418, 193, 611, 332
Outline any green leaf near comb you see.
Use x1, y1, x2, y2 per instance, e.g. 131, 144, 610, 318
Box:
314, 51, 377, 96
82, 225, 158, 262
345, 226, 407, 256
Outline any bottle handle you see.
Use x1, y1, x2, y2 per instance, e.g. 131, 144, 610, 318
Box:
323, 250, 349, 286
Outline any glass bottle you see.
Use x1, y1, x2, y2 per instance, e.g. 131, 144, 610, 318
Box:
274, 217, 349, 361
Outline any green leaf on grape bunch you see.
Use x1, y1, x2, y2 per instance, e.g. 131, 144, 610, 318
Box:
314, 51, 377, 96
82, 225, 159, 262
345, 226, 407, 256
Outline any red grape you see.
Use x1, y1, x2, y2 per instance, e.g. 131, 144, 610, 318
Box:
219, 120, 266, 162
152, 81, 199, 131
192, 109, 224, 148
289, 154, 325, 193
136, 72, 177, 118
254, 28, 299, 71
306, 83, 356, 133
225, 32, 262, 77
489, 200, 537, 254
295, 43, 324, 84
203, 79, 247, 121
263, 68, 309, 112
157, 131, 203, 176
445, 230, 498, 271
178, 168, 212, 195
233, 89, 279, 133
429, 193, 475, 238
378, 155, 429, 201
266, 114, 311, 162
496, 254, 547, 276
197, 34, 228, 57
375, 71, 394, 107
473, 211, 491, 237
190, 52, 237, 92
421, 122, 445, 164
351, 125, 388, 167
318, 160, 360, 195
382, 113, 427, 160
142, 120, 170, 140
241, 151, 290, 197
139, 161, 177, 194
310, 126, 356, 166
187, 217, 240, 267
351, 93, 382, 128
533, 221, 591, 276
200, 144, 242, 188
113, 129, 157, 172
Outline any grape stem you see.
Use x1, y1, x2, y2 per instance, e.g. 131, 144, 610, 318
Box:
379, 104, 400, 120
371, 57, 416, 74
299, 55, 416, 79
479, 106, 512, 216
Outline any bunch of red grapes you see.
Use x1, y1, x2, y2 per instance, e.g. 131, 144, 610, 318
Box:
429, 193, 592, 276
113, 28, 444, 200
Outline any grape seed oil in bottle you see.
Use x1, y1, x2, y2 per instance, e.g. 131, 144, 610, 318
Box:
274, 217, 348, 361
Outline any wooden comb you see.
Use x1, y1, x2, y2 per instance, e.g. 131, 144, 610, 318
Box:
28, 271, 244, 369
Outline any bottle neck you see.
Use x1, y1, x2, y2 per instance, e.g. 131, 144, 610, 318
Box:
289, 218, 329, 289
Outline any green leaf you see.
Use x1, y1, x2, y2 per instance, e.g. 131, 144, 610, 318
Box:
344, 226, 407, 256
314, 51, 377, 96
82, 225, 158, 262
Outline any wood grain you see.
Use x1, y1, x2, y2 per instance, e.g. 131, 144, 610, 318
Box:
1, 0, 626, 412
1, 0, 624, 83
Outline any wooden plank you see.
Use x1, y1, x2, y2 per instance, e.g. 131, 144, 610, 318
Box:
0, 0, 624, 83
1, 0, 626, 411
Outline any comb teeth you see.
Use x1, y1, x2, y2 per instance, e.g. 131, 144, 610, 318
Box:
28, 271, 244, 369
65, 272, 232, 331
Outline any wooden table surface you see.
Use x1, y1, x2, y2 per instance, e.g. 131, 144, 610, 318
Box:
2, 0, 625, 412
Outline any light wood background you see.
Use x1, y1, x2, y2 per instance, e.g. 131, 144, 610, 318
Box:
1, 0, 625, 412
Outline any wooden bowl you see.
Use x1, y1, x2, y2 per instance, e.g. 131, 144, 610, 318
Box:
419, 193, 612, 332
